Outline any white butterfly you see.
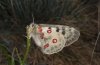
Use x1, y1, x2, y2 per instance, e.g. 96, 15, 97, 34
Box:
26, 22, 80, 54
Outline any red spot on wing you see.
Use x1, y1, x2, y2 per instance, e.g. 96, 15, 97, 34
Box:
52, 39, 57, 43
44, 43, 49, 49
38, 25, 42, 32
38, 25, 45, 39
47, 27, 52, 33
47, 29, 52, 33
39, 29, 42, 32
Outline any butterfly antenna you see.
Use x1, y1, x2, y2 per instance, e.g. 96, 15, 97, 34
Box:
32, 14, 35, 24
32, 17, 35, 24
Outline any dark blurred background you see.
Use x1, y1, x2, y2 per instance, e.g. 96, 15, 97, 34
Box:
0, 0, 99, 65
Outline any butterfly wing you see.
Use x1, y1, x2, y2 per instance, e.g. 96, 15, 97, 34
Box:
30, 24, 80, 54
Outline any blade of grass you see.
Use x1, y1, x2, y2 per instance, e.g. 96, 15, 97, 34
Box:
11, 48, 15, 65
15, 48, 23, 65
22, 36, 31, 64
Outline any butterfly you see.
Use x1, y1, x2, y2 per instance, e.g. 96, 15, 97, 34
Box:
26, 22, 80, 54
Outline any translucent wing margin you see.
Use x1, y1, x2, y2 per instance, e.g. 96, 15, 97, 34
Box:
64, 27, 80, 46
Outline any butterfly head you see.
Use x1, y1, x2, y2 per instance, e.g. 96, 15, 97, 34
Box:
26, 22, 36, 39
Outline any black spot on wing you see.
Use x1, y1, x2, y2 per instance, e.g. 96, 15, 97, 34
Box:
62, 30, 65, 35
48, 27, 51, 29
56, 27, 59, 32
62, 27, 65, 35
